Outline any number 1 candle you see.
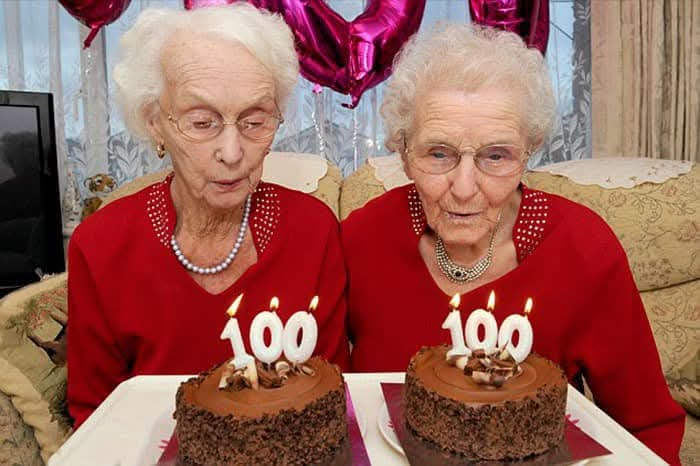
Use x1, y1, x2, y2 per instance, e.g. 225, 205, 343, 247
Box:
442, 294, 470, 358
220, 294, 254, 369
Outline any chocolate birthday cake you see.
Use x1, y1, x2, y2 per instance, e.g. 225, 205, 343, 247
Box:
404, 344, 567, 462
174, 356, 348, 466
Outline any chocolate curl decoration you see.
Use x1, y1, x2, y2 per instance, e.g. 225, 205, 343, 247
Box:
187, 0, 426, 108
59, 0, 133, 48
469, 0, 549, 55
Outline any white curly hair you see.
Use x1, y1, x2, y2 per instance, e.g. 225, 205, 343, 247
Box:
381, 22, 555, 153
113, 3, 299, 141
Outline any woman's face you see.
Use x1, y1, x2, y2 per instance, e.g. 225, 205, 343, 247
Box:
147, 33, 278, 211
404, 88, 527, 248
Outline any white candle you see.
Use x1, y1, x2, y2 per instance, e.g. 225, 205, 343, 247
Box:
283, 296, 319, 364
465, 291, 498, 353
220, 294, 254, 369
497, 298, 534, 363
249, 297, 284, 364
442, 294, 470, 358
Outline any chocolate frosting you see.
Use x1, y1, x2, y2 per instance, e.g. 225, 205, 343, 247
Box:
181, 357, 338, 417
415, 345, 562, 404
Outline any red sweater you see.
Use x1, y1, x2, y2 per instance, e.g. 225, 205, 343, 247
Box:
341, 184, 685, 465
67, 177, 350, 429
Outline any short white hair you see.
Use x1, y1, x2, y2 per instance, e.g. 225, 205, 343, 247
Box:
381, 22, 555, 152
113, 3, 299, 141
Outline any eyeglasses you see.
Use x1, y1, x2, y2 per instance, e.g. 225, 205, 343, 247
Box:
403, 133, 530, 177
161, 103, 283, 142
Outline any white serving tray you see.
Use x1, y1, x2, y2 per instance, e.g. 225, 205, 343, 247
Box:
48, 373, 666, 466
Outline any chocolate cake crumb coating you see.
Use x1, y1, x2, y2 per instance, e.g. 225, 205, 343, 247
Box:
405, 345, 568, 461
174, 356, 348, 466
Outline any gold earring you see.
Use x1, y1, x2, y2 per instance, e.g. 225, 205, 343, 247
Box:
156, 142, 166, 159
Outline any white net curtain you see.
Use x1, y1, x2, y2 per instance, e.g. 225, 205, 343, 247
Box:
0, 0, 591, 230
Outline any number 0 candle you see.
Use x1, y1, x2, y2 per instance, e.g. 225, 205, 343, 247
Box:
465, 290, 498, 353
497, 298, 534, 363
283, 296, 319, 364
249, 297, 284, 364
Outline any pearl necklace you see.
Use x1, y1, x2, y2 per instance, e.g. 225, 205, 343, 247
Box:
170, 194, 252, 275
435, 212, 502, 283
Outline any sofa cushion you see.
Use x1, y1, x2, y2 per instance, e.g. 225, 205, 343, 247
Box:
0, 391, 43, 466
0, 273, 70, 463
681, 415, 700, 466
641, 280, 700, 377
524, 164, 700, 291
668, 377, 700, 418
339, 162, 387, 220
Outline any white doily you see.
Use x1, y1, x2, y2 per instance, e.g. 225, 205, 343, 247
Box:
262, 152, 329, 193
531, 158, 695, 189
368, 154, 411, 191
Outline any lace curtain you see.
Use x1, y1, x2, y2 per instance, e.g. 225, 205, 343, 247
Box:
0, 0, 591, 231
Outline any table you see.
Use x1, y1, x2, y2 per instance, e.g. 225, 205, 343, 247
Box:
48, 373, 666, 466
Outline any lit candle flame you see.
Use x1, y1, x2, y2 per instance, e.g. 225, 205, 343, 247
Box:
270, 297, 279, 312
449, 293, 460, 309
524, 298, 533, 316
487, 290, 496, 312
226, 293, 243, 318
308, 295, 319, 313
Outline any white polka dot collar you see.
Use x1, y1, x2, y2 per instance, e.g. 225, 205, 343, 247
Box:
145, 174, 281, 254
406, 184, 549, 262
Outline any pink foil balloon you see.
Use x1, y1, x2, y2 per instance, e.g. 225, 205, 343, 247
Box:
59, 0, 133, 48
469, 0, 549, 54
346, 0, 426, 107
187, 0, 426, 108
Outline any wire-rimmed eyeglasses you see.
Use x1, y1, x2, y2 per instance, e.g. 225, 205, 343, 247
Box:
160, 102, 283, 142
402, 132, 530, 177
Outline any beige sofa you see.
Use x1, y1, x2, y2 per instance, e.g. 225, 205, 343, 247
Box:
0, 154, 698, 465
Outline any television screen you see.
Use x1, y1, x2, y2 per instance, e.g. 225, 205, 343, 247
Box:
0, 106, 42, 216
0, 92, 64, 296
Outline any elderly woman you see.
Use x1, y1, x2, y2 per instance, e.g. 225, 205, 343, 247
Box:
342, 24, 684, 463
67, 4, 349, 428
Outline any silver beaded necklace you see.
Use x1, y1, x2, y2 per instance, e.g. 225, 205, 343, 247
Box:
435, 212, 502, 283
170, 194, 252, 275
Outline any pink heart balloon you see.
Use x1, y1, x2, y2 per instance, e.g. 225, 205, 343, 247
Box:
346, 0, 426, 107
187, 0, 426, 108
259, 0, 427, 108
59, 0, 133, 48
469, 0, 549, 54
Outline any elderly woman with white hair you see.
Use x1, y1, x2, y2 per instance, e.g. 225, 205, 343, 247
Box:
342, 23, 684, 463
67, 4, 349, 428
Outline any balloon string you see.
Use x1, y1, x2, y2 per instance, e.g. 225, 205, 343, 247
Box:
370, 88, 378, 156
83, 27, 99, 49
312, 88, 325, 159
352, 106, 359, 171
